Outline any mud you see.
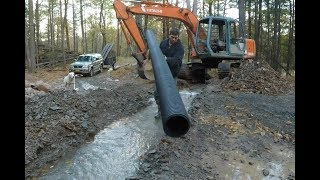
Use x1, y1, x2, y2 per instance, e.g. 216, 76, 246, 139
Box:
134, 78, 295, 179
25, 58, 295, 179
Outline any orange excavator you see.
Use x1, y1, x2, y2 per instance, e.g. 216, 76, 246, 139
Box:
113, 0, 256, 81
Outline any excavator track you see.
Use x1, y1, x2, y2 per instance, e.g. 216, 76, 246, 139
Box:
217, 62, 231, 79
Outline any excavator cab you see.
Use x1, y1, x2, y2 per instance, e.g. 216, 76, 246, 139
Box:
195, 16, 246, 69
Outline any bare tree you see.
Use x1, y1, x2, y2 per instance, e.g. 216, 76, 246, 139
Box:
222, 0, 227, 16
247, 0, 252, 38
256, 0, 262, 59
286, 0, 295, 75
271, 0, 280, 70
116, 21, 120, 56
28, 0, 35, 72
238, 0, 245, 33
253, 0, 258, 57
192, 0, 198, 14
208, 0, 213, 16
28, 0, 36, 73
80, 0, 86, 53
216, 0, 220, 16
265, 0, 271, 64
72, 0, 77, 52
186, 0, 191, 10
35, 0, 40, 64
64, 0, 70, 51
49, 0, 55, 47
60, 0, 66, 65
99, 0, 107, 47
162, 0, 169, 40
25, 29, 31, 70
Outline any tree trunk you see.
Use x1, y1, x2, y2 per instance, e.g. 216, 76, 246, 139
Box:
223, 0, 227, 16
161, 0, 169, 40
99, 1, 107, 47
208, 2, 213, 16
72, 0, 77, 52
50, 0, 55, 46
35, 0, 40, 65
254, 0, 258, 58
257, 0, 262, 60
47, 14, 50, 47
116, 21, 120, 56
247, 0, 252, 38
266, 0, 271, 64
80, 0, 85, 53
276, 2, 282, 70
217, 0, 220, 16
238, 0, 245, 32
60, 0, 66, 65
272, 0, 280, 70
192, 0, 198, 14
144, 15, 149, 33
64, 0, 70, 51
28, 0, 36, 73
186, 0, 191, 10
286, 0, 294, 74
25, 28, 31, 71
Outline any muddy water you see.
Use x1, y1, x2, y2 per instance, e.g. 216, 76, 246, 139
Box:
220, 145, 295, 179
40, 90, 199, 179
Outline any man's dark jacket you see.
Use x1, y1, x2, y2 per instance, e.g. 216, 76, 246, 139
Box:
159, 38, 184, 78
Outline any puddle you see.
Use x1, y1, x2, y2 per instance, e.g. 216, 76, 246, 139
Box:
217, 145, 295, 180
40, 90, 198, 179
74, 78, 120, 92
80, 81, 99, 90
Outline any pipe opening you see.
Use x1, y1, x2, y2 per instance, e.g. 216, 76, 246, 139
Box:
164, 116, 190, 137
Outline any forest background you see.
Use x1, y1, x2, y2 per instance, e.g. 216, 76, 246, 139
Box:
25, 0, 295, 76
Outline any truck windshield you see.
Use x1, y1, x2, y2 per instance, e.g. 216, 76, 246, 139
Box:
77, 56, 91, 62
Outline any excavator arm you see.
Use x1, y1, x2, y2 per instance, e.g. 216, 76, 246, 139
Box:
113, 0, 200, 60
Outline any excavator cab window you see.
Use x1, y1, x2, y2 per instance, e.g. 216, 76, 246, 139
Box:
229, 20, 246, 55
210, 20, 226, 53
195, 17, 228, 56
195, 20, 209, 54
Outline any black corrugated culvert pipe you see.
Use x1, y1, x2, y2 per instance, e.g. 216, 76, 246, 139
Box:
145, 29, 190, 137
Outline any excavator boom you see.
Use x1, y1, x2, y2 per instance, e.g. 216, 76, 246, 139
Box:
113, 0, 199, 58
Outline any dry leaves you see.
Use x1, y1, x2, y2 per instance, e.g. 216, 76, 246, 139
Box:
221, 60, 295, 95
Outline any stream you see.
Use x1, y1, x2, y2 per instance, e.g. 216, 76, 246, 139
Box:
40, 90, 199, 180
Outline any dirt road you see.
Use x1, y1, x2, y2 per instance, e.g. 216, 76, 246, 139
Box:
25, 58, 295, 179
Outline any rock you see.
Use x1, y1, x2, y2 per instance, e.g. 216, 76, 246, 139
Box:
262, 169, 269, 176
49, 106, 61, 111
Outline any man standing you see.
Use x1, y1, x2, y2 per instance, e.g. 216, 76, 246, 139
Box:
154, 28, 185, 119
